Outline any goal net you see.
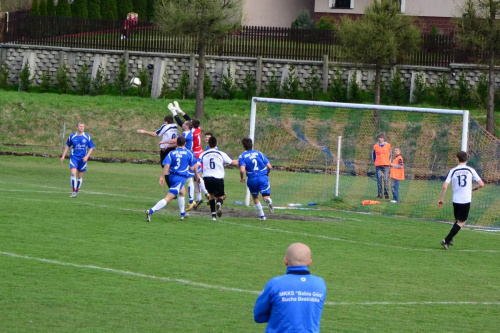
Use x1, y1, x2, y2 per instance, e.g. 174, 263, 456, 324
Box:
248, 97, 500, 227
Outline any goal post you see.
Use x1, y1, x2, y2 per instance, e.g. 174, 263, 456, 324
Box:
246, 97, 499, 227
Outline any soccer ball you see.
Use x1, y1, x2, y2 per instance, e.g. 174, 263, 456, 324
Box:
130, 77, 141, 87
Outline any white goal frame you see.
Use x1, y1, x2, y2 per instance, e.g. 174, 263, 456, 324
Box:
246, 97, 470, 206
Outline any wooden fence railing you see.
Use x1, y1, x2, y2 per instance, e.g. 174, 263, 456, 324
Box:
0, 12, 489, 67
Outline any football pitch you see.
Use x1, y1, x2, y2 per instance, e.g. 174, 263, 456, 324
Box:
1, 156, 499, 332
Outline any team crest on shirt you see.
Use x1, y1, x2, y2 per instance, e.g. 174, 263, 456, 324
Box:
82, 139, 87, 143
301, 277, 306, 282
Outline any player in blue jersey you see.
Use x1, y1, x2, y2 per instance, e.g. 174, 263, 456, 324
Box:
437, 151, 484, 250
238, 137, 274, 221
145, 136, 199, 222
60, 122, 95, 198
254, 243, 327, 333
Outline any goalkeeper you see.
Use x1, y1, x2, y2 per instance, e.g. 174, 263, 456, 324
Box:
238, 137, 274, 221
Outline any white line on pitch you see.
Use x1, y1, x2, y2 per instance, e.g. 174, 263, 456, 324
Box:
2, 251, 499, 307
223, 221, 500, 254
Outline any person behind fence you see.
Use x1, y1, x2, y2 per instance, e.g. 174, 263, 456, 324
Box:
254, 242, 327, 333
120, 12, 138, 40
372, 132, 391, 199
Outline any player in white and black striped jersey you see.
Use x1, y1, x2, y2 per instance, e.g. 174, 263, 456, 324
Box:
437, 151, 484, 250
198, 136, 238, 220
137, 114, 178, 185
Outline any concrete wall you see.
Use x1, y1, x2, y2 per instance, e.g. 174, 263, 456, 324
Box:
243, 0, 315, 27
0, 44, 498, 100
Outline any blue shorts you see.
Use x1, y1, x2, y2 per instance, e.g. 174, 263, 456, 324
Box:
69, 156, 88, 172
247, 176, 271, 197
168, 174, 187, 196
186, 165, 201, 178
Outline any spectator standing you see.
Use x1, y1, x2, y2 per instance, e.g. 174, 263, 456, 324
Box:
372, 132, 391, 199
390, 147, 404, 203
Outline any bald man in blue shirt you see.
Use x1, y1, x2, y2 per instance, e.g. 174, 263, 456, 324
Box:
254, 243, 327, 333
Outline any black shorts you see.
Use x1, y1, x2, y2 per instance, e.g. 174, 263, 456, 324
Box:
453, 202, 470, 222
203, 177, 225, 198
160, 147, 175, 166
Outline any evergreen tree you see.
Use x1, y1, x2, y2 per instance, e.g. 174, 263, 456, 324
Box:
117, 0, 133, 20
72, 0, 88, 18
56, 0, 72, 17
47, 0, 56, 16
101, 0, 118, 20
88, 0, 101, 19
39, 0, 48, 16
132, 0, 147, 20
146, 0, 156, 21
30, 0, 40, 15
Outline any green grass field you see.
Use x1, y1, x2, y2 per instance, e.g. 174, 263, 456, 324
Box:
1, 155, 499, 332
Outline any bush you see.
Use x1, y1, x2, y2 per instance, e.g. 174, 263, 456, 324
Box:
0, 63, 10, 90
282, 64, 300, 99
137, 65, 150, 98
115, 58, 128, 96
177, 70, 191, 100
389, 68, 406, 105
265, 69, 280, 98
456, 71, 471, 108
328, 68, 346, 102
40, 69, 52, 93
203, 70, 212, 98
91, 64, 106, 95
291, 9, 314, 30
216, 70, 237, 100
55, 63, 70, 94
19, 63, 33, 92
159, 68, 170, 99
347, 71, 361, 103
433, 73, 451, 106
304, 68, 321, 100
412, 71, 427, 104
241, 71, 257, 100
315, 16, 335, 30
76, 63, 91, 95
473, 73, 488, 110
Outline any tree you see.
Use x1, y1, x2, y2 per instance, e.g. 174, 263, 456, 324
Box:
47, 0, 56, 16
337, 0, 421, 105
146, 0, 156, 21
154, 0, 243, 118
30, 0, 40, 15
101, 0, 118, 20
87, 0, 101, 19
456, 0, 500, 135
56, 0, 72, 17
72, 0, 89, 18
117, 0, 133, 20
291, 9, 314, 29
132, 0, 148, 20
39, 0, 48, 16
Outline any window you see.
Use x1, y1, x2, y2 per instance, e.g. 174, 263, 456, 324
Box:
329, 0, 353, 9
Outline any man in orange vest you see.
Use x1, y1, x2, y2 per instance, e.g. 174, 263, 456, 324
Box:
390, 147, 404, 203
372, 132, 391, 199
